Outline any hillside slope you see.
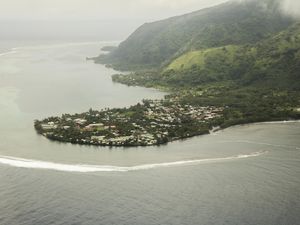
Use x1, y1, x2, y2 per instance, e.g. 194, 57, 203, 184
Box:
166, 22, 300, 88
95, 0, 293, 70
113, 22, 300, 90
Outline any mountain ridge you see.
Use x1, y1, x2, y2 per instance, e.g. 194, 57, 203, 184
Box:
112, 22, 300, 90
35, 0, 300, 147
95, 0, 294, 70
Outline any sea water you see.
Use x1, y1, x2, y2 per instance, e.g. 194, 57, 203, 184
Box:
0, 41, 299, 225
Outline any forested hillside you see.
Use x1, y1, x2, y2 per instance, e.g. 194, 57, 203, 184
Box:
95, 0, 293, 70
98, 0, 300, 128
36, 0, 300, 147
113, 22, 300, 90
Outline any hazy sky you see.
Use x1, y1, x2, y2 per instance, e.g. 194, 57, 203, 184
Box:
0, 0, 228, 21
0, 0, 299, 41
0, 0, 227, 40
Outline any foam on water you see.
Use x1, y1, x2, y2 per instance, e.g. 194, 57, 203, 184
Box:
0, 50, 18, 57
0, 151, 267, 173
220, 140, 300, 150
9, 41, 119, 51
0, 41, 119, 58
256, 120, 300, 124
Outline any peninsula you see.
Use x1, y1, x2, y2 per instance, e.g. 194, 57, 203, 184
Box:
34, 0, 300, 147
35, 98, 223, 146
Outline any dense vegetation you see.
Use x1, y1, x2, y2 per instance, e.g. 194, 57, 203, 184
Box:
175, 87, 300, 128
35, 0, 300, 147
113, 22, 300, 90
35, 85, 300, 146
94, 0, 293, 70
34, 100, 223, 146
109, 16, 300, 138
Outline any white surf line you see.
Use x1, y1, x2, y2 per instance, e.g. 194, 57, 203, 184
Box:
219, 140, 300, 150
0, 151, 267, 173
210, 120, 300, 136
11, 41, 120, 51
0, 41, 119, 58
0, 50, 18, 57
257, 120, 300, 124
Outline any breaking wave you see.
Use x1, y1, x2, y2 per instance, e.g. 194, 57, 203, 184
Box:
220, 140, 300, 150
256, 120, 300, 124
0, 151, 267, 173
8, 41, 119, 51
0, 41, 119, 58
0, 50, 18, 57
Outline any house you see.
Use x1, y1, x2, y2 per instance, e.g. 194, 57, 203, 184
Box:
91, 136, 106, 142
74, 118, 87, 125
84, 123, 104, 131
41, 122, 57, 130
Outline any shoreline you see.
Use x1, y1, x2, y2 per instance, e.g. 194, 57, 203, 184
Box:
34, 100, 224, 147
33, 48, 300, 148
35, 119, 300, 148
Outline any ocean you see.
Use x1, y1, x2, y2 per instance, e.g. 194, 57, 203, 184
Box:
0, 40, 299, 225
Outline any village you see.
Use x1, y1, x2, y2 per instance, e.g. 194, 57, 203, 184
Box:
34, 99, 224, 146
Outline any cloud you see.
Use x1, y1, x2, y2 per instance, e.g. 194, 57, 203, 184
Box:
0, 0, 227, 21
0, 0, 227, 40
0, 0, 297, 40
232, 0, 300, 18
128, 0, 208, 8
281, 0, 300, 18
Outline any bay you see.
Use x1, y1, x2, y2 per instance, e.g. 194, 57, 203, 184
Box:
0, 41, 299, 225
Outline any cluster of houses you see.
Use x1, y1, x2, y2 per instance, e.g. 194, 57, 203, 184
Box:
144, 100, 223, 123
91, 133, 157, 146
36, 99, 223, 146
41, 122, 58, 130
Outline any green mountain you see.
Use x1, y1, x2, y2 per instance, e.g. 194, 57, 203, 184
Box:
113, 22, 300, 90
35, 0, 300, 147
110, 21, 300, 129
163, 22, 300, 88
95, 0, 293, 70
